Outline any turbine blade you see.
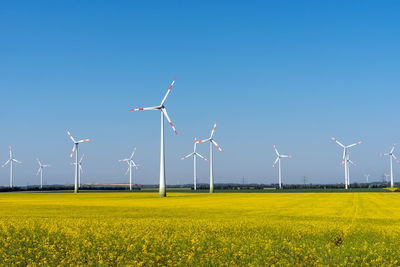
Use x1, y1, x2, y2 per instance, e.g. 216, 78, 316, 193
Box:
273, 145, 280, 156
129, 106, 160, 111
9, 145, 12, 158
67, 130, 76, 143
36, 158, 42, 166
125, 166, 130, 175
13, 159, 22, 164
210, 122, 217, 138
162, 108, 178, 135
390, 143, 397, 154
347, 140, 362, 148
79, 164, 83, 173
70, 145, 76, 160
211, 140, 223, 153
79, 154, 85, 163
379, 153, 389, 156
119, 159, 129, 162
392, 154, 400, 164
78, 139, 90, 144
272, 157, 279, 168
349, 160, 357, 166
160, 77, 177, 106
130, 148, 136, 160
1, 160, 10, 168
341, 149, 346, 165
196, 153, 208, 161
331, 137, 345, 148
195, 139, 209, 144
36, 168, 41, 176
132, 161, 139, 170
181, 152, 194, 160
280, 154, 292, 158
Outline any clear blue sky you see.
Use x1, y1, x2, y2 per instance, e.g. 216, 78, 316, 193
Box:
1, 0, 400, 186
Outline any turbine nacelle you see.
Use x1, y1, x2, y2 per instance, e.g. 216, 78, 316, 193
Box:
129, 77, 178, 135
272, 145, 292, 168
195, 122, 223, 153
36, 158, 50, 176
182, 137, 208, 161
67, 130, 91, 159
379, 143, 400, 164
1, 145, 22, 168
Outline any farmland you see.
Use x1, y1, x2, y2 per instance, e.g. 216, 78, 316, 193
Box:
0, 192, 400, 265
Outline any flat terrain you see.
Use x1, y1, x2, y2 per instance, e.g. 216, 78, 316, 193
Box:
0, 192, 400, 265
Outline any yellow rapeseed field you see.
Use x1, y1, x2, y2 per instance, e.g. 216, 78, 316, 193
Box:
0, 192, 400, 265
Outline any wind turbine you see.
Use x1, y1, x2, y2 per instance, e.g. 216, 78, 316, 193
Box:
1, 146, 22, 188
364, 174, 370, 183
70, 154, 84, 188
272, 145, 292, 189
181, 137, 208, 190
36, 158, 50, 189
129, 77, 178, 197
119, 148, 139, 191
379, 143, 399, 188
195, 122, 223, 193
331, 137, 362, 189
384, 173, 390, 184
67, 130, 90, 193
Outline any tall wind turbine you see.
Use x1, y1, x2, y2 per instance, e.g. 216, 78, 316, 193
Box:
119, 148, 139, 191
196, 122, 223, 193
379, 143, 399, 188
36, 158, 50, 189
272, 145, 292, 189
364, 174, 370, 183
67, 130, 90, 193
1, 146, 22, 188
70, 154, 84, 188
181, 137, 208, 190
331, 137, 362, 189
129, 77, 178, 197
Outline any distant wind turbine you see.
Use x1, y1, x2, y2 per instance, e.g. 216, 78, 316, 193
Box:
364, 174, 370, 183
67, 130, 90, 193
129, 77, 178, 197
36, 158, 50, 189
272, 145, 292, 189
1, 146, 22, 188
331, 137, 362, 189
196, 122, 223, 193
181, 137, 208, 190
384, 173, 390, 184
70, 154, 84, 188
119, 148, 139, 191
379, 143, 399, 188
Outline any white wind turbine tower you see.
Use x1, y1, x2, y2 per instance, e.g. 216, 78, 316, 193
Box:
331, 137, 362, 189
119, 148, 139, 191
181, 137, 208, 190
67, 130, 90, 193
196, 122, 223, 193
379, 143, 399, 188
36, 158, 50, 189
1, 146, 22, 188
70, 154, 84, 188
364, 174, 370, 183
129, 77, 178, 197
272, 145, 292, 189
